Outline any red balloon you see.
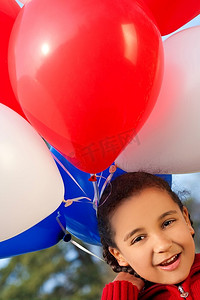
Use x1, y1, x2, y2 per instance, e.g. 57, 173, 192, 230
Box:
9, 0, 163, 173
140, 0, 200, 35
0, 0, 26, 119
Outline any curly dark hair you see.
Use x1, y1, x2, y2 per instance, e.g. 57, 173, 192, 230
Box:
97, 171, 193, 275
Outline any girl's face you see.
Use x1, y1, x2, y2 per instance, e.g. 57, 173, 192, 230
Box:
109, 187, 195, 285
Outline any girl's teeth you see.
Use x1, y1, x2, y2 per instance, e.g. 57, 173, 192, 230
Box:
160, 254, 178, 266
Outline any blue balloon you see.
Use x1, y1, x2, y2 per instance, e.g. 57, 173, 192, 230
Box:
0, 204, 66, 259
50, 147, 172, 246
156, 174, 172, 187
0, 150, 173, 258
0, 145, 109, 258
51, 147, 108, 245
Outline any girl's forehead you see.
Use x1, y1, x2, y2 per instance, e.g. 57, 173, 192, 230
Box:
121, 187, 174, 208
111, 187, 180, 229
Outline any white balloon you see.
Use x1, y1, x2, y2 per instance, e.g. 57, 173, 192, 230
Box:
116, 26, 200, 174
0, 104, 64, 242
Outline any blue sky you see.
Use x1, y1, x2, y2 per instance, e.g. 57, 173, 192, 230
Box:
163, 14, 200, 40
16, 0, 23, 7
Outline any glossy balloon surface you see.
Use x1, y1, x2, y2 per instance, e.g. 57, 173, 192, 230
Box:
0, 104, 64, 242
0, 204, 65, 259
116, 26, 200, 174
0, 0, 26, 118
9, 0, 163, 173
141, 0, 200, 35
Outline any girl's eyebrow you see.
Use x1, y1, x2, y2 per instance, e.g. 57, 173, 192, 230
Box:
123, 210, 178, 242
158, 210, 178, 221
124, 227, 144, 242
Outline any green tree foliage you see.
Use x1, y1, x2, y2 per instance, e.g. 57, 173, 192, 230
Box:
0, 241, 114, 300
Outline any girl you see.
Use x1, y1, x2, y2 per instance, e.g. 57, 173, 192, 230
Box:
97, 172, 200, 299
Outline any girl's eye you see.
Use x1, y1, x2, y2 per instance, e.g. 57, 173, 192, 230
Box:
131, 235, 145, 245
162, 219, 175, 228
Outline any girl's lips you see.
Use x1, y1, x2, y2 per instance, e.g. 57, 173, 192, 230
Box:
158, 253, 181, 271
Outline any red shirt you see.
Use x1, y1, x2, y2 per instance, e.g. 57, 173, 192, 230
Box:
101, 254, 200, 300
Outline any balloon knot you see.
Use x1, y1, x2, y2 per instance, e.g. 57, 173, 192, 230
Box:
109, 164, 117, 174
63, 234, 72, 242
88, 175, 97, 182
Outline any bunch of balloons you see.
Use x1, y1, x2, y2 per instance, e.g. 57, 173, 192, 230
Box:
0, 0, 199, 258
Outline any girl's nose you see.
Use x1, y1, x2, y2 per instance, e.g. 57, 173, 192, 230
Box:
153, 233, 172, 253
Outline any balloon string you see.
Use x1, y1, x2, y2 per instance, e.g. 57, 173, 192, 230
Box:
91, 165, 117, 209
100, 173, 113, 198
71, 240, 104, 262
98, 164, 117, 206
56, 211, 66, 233
90, 174, 108, 210
51, 153, 87, 195
56, 212, 104, 263
98, 181, 112, 208
92, 180, 100, 210
63, 197, 93, 208
64, 197, 92, 202
97, 172, 103, 187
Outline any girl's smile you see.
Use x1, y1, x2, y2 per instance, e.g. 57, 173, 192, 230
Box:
109, 187, 195, 285
156, 252, 181, 270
